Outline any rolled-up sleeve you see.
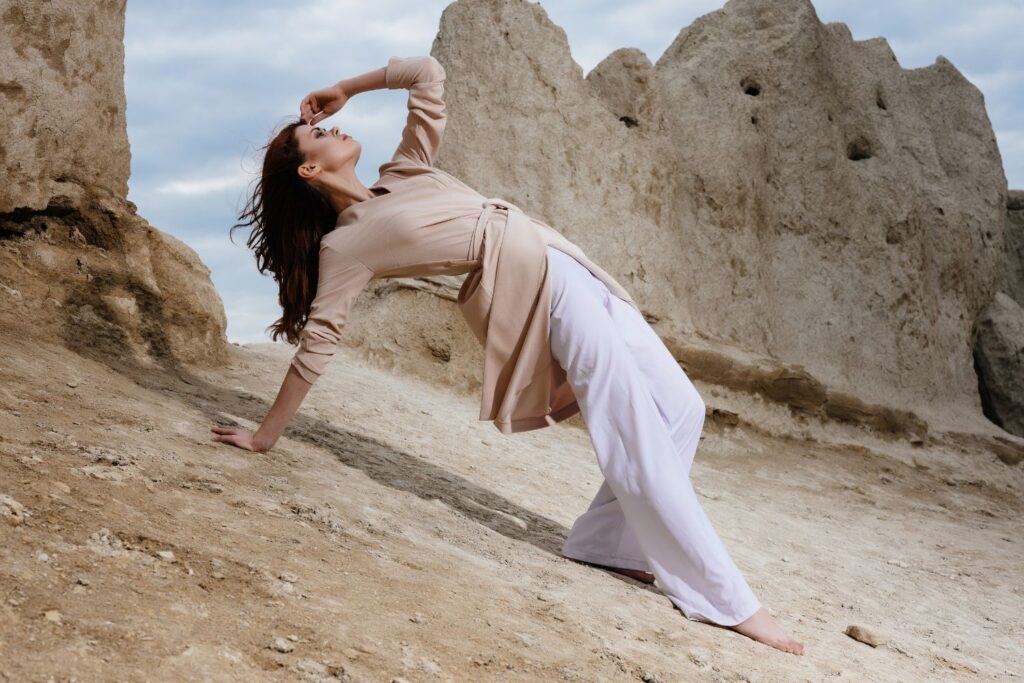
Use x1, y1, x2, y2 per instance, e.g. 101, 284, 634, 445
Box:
290, 244, 374, 384
383, 55, 447, 168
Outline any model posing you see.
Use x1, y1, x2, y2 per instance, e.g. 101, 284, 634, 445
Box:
212, 55, 803, 655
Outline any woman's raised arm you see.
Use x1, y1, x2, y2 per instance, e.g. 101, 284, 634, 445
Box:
299, 63, 388, 126
379, 55, 448, 169
299, 55, 447, 167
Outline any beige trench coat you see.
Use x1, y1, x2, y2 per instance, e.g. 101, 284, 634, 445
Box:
291, 55, 641, 434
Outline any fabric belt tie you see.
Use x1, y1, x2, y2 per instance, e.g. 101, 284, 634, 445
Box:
468, 197, 523, 262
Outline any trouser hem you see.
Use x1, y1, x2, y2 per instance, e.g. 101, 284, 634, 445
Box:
668, 594, 763, 627
561, 547, 651, 572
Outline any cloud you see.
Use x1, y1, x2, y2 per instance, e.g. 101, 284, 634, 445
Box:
125, 0, 449, 68
155, 170, 251, 197
124, 1, 1024, 346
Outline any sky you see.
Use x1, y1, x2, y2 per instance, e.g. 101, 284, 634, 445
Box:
123, 0, 1024, 344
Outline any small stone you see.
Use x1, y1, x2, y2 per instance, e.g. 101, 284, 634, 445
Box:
212, 571, 226, 580
36, 552, 51, 562
287, 634, 299, 642
52, 482, 71, 494
272, 637, 294, 653
686, 648, 712, 669
157, 550, 175, 562
409, 612, 424, 623
845, 624, 884, 647
1, 494, 27, 526
75, 576, 90, 586
66, 379, 79, 388
295, 659, 328, 676
279, 572, 299, 583
44, 609, 63, 624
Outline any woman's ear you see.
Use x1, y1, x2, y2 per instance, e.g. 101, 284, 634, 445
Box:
297, 163, 320, 182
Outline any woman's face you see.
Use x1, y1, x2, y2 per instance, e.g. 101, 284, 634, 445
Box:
296, 124, 361, 176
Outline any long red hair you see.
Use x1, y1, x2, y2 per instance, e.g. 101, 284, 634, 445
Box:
231, 117, 336, 344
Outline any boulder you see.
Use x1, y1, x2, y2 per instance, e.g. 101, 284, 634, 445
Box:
0, 0, 228, 370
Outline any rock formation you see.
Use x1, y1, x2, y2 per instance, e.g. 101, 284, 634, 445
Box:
1, 0, 1020, 458
0, 0, 227, 370
1003, 191, 1024, 304
974, 291, 1024, 436
331, 0, 1022, 456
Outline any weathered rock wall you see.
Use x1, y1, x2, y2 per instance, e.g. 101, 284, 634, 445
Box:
0, 0, 227, 370
337, 0, 1019, 448
1004, 190, 1024, 306
0, 0, 130, 213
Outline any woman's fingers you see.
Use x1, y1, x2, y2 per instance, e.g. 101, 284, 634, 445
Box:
210, 426, 255, 452
299, 94, 316, 123
211, 426, 243, 440
299, 88, 340, 125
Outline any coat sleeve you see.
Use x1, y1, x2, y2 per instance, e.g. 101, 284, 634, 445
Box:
289, 244, 375, 384
382, 55, 447, 168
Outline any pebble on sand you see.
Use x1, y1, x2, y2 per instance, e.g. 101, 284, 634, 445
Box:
845, 624, 884, 647
272, 637, 295, 653
1, 494, 27, 526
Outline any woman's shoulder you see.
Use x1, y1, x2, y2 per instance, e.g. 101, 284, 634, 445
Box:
375, 159, 453, 185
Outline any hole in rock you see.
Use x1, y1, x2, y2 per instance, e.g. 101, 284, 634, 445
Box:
846, 135, 873, 161
740, 77, 761, 96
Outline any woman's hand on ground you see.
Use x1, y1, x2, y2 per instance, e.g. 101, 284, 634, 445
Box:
210, 425, 274, 453
299, 83, 349, 126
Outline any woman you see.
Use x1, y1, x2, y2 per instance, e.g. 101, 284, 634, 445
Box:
212, 55, 803, 655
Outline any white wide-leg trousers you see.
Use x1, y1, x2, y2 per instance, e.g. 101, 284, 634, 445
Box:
546, 245, 762, 626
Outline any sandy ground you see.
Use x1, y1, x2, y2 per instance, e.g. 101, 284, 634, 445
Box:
1, 338, 1022, 682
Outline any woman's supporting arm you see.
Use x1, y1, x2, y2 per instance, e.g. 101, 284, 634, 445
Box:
251, 363, 313, 451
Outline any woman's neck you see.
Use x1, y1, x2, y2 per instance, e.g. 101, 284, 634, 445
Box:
316, 169, 374, 214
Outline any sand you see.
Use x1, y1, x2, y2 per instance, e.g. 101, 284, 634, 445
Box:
1, 339, 1021, 681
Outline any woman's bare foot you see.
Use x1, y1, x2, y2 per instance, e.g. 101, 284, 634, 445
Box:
726, 607, 804, 655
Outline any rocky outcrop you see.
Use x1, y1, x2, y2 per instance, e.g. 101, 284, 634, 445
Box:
0, 1, 130, 214
584, 47, 653, 129
974, 292, 1024, 437
334, 0, 1019, 453
6, 0, 1017, 454
0, 0, 227, 370
1004, 190, 1024, 307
